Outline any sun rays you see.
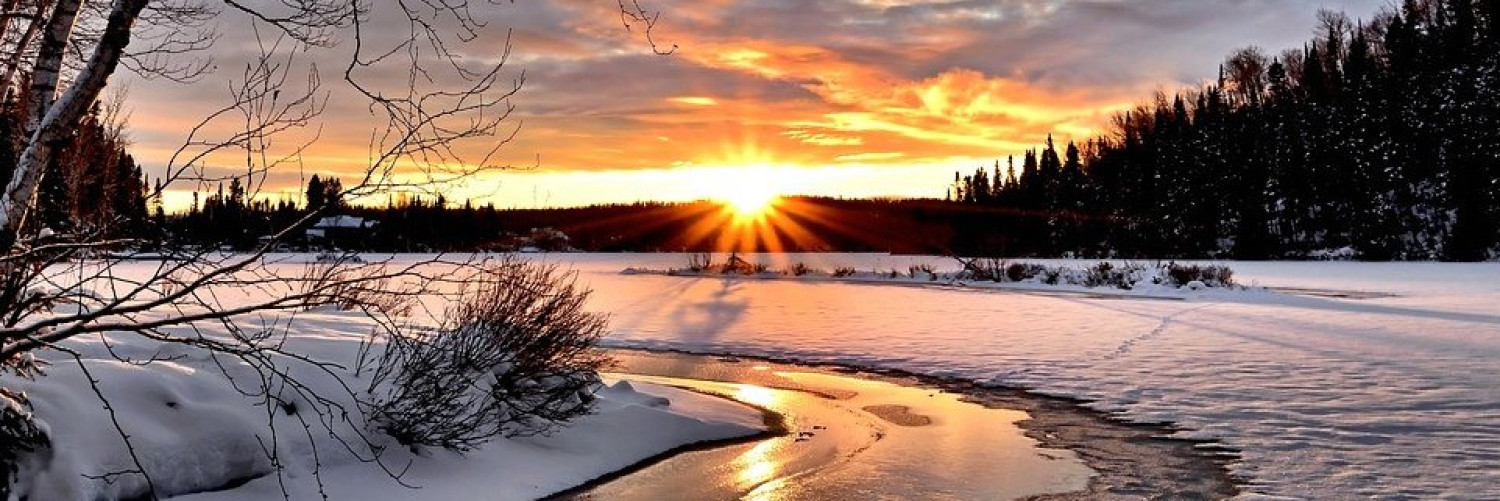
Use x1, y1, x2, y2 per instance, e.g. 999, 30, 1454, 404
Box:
522, 142, 902, 255
723, 189, 780, 221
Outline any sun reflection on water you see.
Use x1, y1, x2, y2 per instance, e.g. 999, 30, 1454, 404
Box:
734, 384, 779, 407
730, 384, 792, 499
737, 439, 789, 500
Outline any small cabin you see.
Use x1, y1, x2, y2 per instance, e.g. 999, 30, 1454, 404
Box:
306, 215, 377, 249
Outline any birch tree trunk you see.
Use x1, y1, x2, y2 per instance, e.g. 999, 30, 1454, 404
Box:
0, 0, 52, 94
0, 0, 147, 235
24, 0, 80, 134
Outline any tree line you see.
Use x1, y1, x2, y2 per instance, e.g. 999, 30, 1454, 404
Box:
0, 97, 155, 243
951, 0, 1500, 260
167, 177, 529, 252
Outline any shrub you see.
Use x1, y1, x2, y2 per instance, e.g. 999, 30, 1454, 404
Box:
685, 253, 716, 273
1162, 263, 1235, 288
789, 262, 812, 277
315, 252, 366, 264
832, 266, 857, 278
1005, 262, 1047, 282
1, 390, 46, 499
363, 260, 608, 451
1083, 262, 1144, 289
301, 263, 417, 317
908, 264, 935, 278
961, 257, 1008, 282
718, 254, 763, 275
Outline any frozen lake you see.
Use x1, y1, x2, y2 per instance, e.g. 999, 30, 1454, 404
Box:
513, 253, 1500, 499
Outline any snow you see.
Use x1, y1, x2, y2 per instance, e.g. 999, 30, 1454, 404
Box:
7, 253, 1498, 500
178, 378, 763, 501
542, 253, 1500, 500
4, 304, 765, 501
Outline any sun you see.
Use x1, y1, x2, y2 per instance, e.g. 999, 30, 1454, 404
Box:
689, 162, 788, 220
723, 187, 780, 219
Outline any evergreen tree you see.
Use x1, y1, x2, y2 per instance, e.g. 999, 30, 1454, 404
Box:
933, 0, 1500, 260
306, 175, 326, 210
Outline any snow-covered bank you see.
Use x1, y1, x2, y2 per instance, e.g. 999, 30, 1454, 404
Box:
178, 378, 766, 501
542, 253, 1500, 499
3, 306, 766, 501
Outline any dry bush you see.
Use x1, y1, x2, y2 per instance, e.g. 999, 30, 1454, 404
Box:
788, 262, 812, 277
1162, 263, 1236, 287
832, 266, 857, 278
908, 264, 935, 279
957, 257, 1009, 282
685, 253, 716, 273
300, 260, 417, 317
362, 261, 608, 451
719, 254, 762, 275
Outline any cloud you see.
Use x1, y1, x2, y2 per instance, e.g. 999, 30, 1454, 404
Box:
118, 0, 1387, 207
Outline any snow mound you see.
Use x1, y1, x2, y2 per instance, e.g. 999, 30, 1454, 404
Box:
598, 380, 671, 408
12, 361, 273, 500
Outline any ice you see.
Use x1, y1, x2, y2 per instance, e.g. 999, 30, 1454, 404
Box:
546, 253, 1500, 500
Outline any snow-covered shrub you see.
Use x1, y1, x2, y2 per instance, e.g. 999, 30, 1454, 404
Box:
1306, 247, 1357, 261
0, 389, 46, 498
1082, 262, 1145, 289
1005, 262, 1048, 282
1161, 263, 1235, 288
949, 258, 1236, 290
315, 252, 367, 264
363, 260, 608, 451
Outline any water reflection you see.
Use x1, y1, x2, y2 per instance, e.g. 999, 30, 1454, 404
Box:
732, 384, 789, 497
570, 356, 1093, 501
736, 440, 780, 490
734, 384, 778, 407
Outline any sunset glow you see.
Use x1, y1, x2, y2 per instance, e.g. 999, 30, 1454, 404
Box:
114, 1, 1384, 211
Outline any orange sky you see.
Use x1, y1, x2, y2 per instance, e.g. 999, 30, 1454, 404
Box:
117, 0, 1382, 211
